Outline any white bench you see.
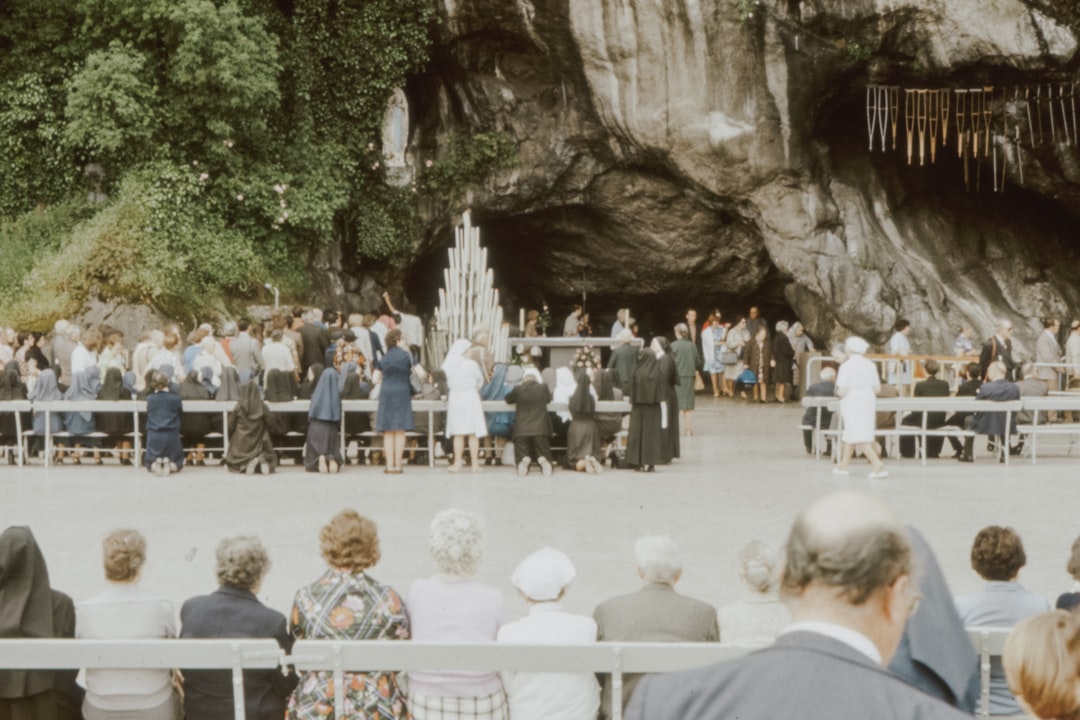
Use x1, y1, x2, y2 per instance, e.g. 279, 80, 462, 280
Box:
1014, 395, 1080, 462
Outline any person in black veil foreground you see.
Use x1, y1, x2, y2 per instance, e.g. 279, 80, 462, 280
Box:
224, 382, 277, 475
305, 368, 343, 474
0, 526, 83, 720
625, 339, 666, 472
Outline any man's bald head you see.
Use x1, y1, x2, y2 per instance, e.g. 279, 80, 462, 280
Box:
781, 492, 912, 606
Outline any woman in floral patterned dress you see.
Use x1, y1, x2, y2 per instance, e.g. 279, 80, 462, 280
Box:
287, 510, 410, 720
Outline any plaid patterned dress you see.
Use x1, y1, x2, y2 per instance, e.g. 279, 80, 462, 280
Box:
287, 569, 411, 720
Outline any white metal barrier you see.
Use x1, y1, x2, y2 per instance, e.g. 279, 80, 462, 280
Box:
0, 631, 1012, 720
0, 398, 631, 470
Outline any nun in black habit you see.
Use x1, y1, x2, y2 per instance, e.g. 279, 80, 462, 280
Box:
179, 370, 215, 465
1, 361, 27, 462
305, 367, 344, 473
566, 369, 602, 473
97, 367, 134, 464
654, 336, 680, 463
264, 368, 303, 462
224, 381, 277, 474
0, 526, 82, 720
625, 343, 664, 472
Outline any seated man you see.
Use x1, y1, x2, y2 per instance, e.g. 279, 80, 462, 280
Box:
1015, 361, 1049, 426
900, 359, 951, 459
627, 492, 970, 720
959, 361, 1021, 463
801, 367, 836, 455
947, 362, 984, 459
593, 536, 719, 720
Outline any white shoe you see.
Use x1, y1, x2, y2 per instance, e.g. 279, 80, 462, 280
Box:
538, 457, 553, 477
517, 458, 530, 477
150, 458, 163, 476
328, 458, 339, 474
318, 455, 328, 474
868, 469, 890, 479
245, 458, 258, 475
584, 458, 596, 474
832, 467, 850, 476
587, 456, 603, 474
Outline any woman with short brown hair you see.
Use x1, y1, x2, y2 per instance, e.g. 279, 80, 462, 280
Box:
955, 525, 1049, 716
287, 511, 410, 720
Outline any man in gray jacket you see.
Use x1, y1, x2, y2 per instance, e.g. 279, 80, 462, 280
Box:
627, 492, 972, 720
594, 535, 718, 720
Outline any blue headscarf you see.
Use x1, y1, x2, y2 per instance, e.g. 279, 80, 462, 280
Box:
338, 361, 359, 389
122, 371, 138, 396
310, 367, 341, 422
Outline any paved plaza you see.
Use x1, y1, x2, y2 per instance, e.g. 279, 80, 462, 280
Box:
2, 398, 1078, 625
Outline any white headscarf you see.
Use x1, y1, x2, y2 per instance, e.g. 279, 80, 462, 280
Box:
844, 336, 870, 355
552, 367, 576, 422
522, 368, 543, 384
441, 339, 472, 376
511, 547, 576, 602
650, 337, 665, 358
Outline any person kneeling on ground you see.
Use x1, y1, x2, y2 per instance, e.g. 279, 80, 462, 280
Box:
144, 370, 184, 476
505, 368, 554, 476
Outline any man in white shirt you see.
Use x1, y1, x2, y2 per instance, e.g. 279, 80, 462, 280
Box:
262, 329, 295, 382
1034, 317, 1063, 391
888, 318, 913, 390
628, 492, 971, 720
70, 326, 102, 377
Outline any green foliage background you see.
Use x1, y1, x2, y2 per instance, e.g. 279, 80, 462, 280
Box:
0, 0, 449, 328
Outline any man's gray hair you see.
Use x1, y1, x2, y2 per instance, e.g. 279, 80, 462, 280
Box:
215, 535, 270, 591
819, 367, 837, 382
674, 323, 689, 339
776, 320, 790, 333
635, 535, 683, 584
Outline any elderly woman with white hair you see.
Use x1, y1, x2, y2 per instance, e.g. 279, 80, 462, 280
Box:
717, 541, 790, 645
834, 336, 888, 478
180, 535, 296, 720
497, 547, 600, 720
443, 339, 487, 473
406, 509, 507, 720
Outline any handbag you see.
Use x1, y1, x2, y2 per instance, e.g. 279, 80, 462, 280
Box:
720, 351, 739, 365
737, 369, 757, 385
694, 374, 705, 391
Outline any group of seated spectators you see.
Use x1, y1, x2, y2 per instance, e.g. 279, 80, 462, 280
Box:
0, 313, 638, 475
4, 503, 1080, 720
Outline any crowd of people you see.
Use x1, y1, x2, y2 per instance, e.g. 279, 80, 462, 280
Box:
4, 495, 1080, 720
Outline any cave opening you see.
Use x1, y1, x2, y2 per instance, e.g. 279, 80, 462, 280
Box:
404, 207, 801, 342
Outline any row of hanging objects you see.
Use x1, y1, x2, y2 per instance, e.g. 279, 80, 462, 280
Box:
865, 83, 1079, 192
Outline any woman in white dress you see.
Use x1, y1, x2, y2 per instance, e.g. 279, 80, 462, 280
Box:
835, 336, 887, 478
443, 338, 487, 473
723, 317, 750, 398
701, 314, 726, 397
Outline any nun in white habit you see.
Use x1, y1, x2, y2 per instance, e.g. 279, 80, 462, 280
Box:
834, 336, 888, 478
496, 548, 600, 720
442, 338, 487, 473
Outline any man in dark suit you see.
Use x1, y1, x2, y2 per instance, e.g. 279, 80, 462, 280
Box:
947, 362, 983, 459
594, 535, 718, 720
297, 310, 329, 378
627, 492, 971, 720
979, 319, 1017, 380
801, 366, 835, 454
505, 368, 554, 476
900, 359, 951, 459
180, 536, 297, 720
960, 361, 1021, 463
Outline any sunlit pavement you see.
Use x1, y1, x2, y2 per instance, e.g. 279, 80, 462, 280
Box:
3, 396, 1077, 622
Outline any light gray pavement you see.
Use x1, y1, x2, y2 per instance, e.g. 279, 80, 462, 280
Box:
2, 397, 1078, 626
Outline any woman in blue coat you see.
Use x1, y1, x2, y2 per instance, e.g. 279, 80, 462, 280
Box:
375, 328, 413, 474
144, 370, 184, 476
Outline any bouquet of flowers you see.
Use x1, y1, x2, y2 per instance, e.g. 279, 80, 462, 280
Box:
536, 303, 551, 335
573, 345, 602, 370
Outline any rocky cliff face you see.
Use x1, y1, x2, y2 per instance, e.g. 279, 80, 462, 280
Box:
392, 0, 1080, 354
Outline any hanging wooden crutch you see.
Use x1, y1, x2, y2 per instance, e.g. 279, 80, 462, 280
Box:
1071, 82, 1078, 146
877, 86, 889, 151
928, 90, 940, 164
916, 89, 928, 166
955, 89, 968, 157
969, 88, 982, 160
1062, 83, 1071, 144
904, 88, 916, 165
983, 86, 993, 157
1048, 83, 1058, 144
1028, 84, 1036, 146
867, 86, 878, 151
1014, 123, 1024, 186
940, 89, 950, 146
1035, 84, 1045, 145
889, 86, 900, 150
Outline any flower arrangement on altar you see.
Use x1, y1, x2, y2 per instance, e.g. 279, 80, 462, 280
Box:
536, 303, 551, 335
573, 345, 602, 370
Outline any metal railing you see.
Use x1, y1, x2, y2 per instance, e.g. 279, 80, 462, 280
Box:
0, 630, 1012, 720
